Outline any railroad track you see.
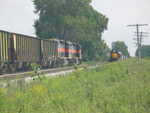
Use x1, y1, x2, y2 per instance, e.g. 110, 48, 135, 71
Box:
0, 66, 75, 82
0, 63, 102, 82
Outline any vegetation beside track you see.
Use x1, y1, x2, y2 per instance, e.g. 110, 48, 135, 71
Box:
0, 58, 150, 113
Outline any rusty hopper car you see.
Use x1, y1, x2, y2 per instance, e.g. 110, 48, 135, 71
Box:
12, 33, 40, 69
0, 30, 12, 74
41, 38, 57, 67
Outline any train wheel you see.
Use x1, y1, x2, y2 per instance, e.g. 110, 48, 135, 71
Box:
51, 61, 55, 68
0, 69, 3, 75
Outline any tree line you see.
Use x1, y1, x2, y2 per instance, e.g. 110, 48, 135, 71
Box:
135, 45, 150, 58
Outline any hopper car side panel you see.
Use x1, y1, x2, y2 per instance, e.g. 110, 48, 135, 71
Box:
0, 30, 11, 63
41, 39, 57, 67
0, 30, 12, 74
12, 33, 40, 62
12, 33, 40, 69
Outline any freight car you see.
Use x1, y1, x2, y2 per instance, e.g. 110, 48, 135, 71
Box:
0, 30, 82, 74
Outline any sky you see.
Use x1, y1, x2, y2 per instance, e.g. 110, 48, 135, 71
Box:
0, 0, 150, 56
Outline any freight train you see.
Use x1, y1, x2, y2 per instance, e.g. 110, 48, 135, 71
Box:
0, 30, 82, 74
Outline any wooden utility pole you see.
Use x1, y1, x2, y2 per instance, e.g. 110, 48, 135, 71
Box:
139, 32, 149, 59
134, 32, 149, 59
127, 24, 148, 60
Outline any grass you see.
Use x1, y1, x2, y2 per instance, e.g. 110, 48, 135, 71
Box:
0, 58, 150, 113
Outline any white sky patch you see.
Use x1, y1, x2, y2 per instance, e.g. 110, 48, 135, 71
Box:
91, 0, 150, 56
0, 0, 150, 56
0, 0, 38, 36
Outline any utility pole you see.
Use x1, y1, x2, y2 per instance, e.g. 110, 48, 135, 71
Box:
139, 32, 149, 59
134, 32, 149, 59
127, 24, 148, 60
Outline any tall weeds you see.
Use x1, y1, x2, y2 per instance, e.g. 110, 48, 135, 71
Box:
0, 58, 150, 113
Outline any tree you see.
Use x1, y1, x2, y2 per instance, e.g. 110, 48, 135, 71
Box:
135, 45, 150, 58
32, 0, 109, 60
111, 41, 130, 57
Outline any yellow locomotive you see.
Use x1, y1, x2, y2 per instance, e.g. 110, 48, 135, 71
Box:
108, 50, 122, 62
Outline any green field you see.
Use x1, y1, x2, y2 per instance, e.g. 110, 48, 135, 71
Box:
0, 58, 150, 113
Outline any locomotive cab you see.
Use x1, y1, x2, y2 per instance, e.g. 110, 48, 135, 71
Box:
110, 50, 119, 62
57, 40, 66, 59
